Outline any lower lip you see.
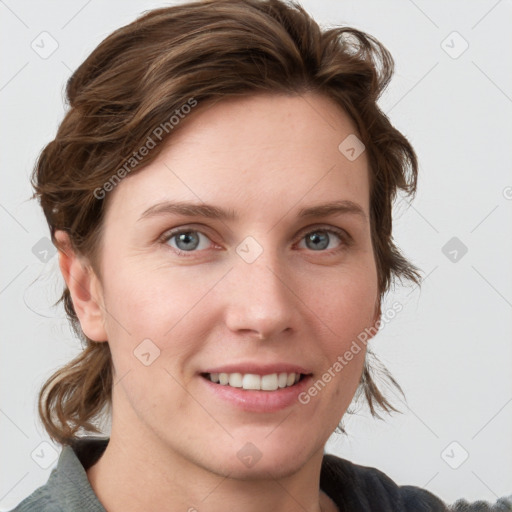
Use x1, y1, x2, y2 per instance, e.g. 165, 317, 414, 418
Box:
199, 374, 313, 413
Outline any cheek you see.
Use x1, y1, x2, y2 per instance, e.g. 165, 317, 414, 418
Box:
302, 264, 377, 404
99, 264, 203, 422
309, 267, 378, 345
97, 266, 211, 387
102, 258, 214, 336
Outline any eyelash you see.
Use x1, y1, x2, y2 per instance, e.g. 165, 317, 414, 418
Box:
158, 225, 352, 258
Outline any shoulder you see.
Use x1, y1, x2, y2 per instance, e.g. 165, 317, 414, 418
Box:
321, 453, 448, 511
7, 438, 109, 512
7, 472, 62, 512
449, 495, 512, 511
321, 454, 512, 512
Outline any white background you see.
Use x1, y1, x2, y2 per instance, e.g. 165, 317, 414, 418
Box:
1, 0, 511, 509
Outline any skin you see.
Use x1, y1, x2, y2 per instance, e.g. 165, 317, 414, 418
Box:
56, 92, 381, 512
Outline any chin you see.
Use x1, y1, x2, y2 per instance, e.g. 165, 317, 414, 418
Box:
223, 455, 310, 482
200, 435, 318, 481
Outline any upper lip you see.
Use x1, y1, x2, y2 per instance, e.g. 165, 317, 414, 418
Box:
201, 363, 312, 375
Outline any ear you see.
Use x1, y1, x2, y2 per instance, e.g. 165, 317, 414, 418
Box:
54, 230, 108, 342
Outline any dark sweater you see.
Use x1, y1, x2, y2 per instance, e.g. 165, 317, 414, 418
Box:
9, 437, 512, 511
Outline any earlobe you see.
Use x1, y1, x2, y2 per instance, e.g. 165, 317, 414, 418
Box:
54, 230, 108, 342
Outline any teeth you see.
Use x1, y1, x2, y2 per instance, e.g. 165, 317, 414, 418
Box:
261, 374, 278, 391
243, 373, 261, 390
229, 373, 243, 387
207, 372, 302, 391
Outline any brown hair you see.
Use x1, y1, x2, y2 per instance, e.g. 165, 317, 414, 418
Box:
33, 0, 420, 445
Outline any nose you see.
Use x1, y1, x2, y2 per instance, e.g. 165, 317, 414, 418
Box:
223, 246, 297, 340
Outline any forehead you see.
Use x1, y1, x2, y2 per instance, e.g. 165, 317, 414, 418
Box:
105, 92, 370, 223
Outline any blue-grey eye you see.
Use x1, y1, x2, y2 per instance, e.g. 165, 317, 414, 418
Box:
168, 231, 210, 252
301, 230, 342, 251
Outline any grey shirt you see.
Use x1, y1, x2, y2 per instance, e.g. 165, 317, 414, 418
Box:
9, 439, 108, 512
8, 437, 512, 511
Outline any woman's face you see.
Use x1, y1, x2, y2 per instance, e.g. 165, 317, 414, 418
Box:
88, 92, 379, 478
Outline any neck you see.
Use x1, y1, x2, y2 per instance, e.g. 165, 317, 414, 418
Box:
86, 426, 337, 512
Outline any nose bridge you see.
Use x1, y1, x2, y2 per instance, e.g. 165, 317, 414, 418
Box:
224, 235, 295, 338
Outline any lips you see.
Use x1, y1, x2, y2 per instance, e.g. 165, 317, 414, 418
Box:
199, 369, 314, 413
198, 363, 313, 411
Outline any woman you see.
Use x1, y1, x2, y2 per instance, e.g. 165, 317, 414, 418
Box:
9, 0, 511, 511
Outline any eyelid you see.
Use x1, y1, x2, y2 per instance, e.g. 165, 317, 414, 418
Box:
295, 223, 350, 240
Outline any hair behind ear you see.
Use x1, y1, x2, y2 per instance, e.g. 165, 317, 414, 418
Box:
38, 339, 113, 445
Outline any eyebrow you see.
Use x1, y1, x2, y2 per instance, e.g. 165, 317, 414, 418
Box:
137, 199, 367, 223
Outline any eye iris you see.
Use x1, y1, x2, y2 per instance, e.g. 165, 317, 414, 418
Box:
306, 231, 329, 250
175, 232, 199, 251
